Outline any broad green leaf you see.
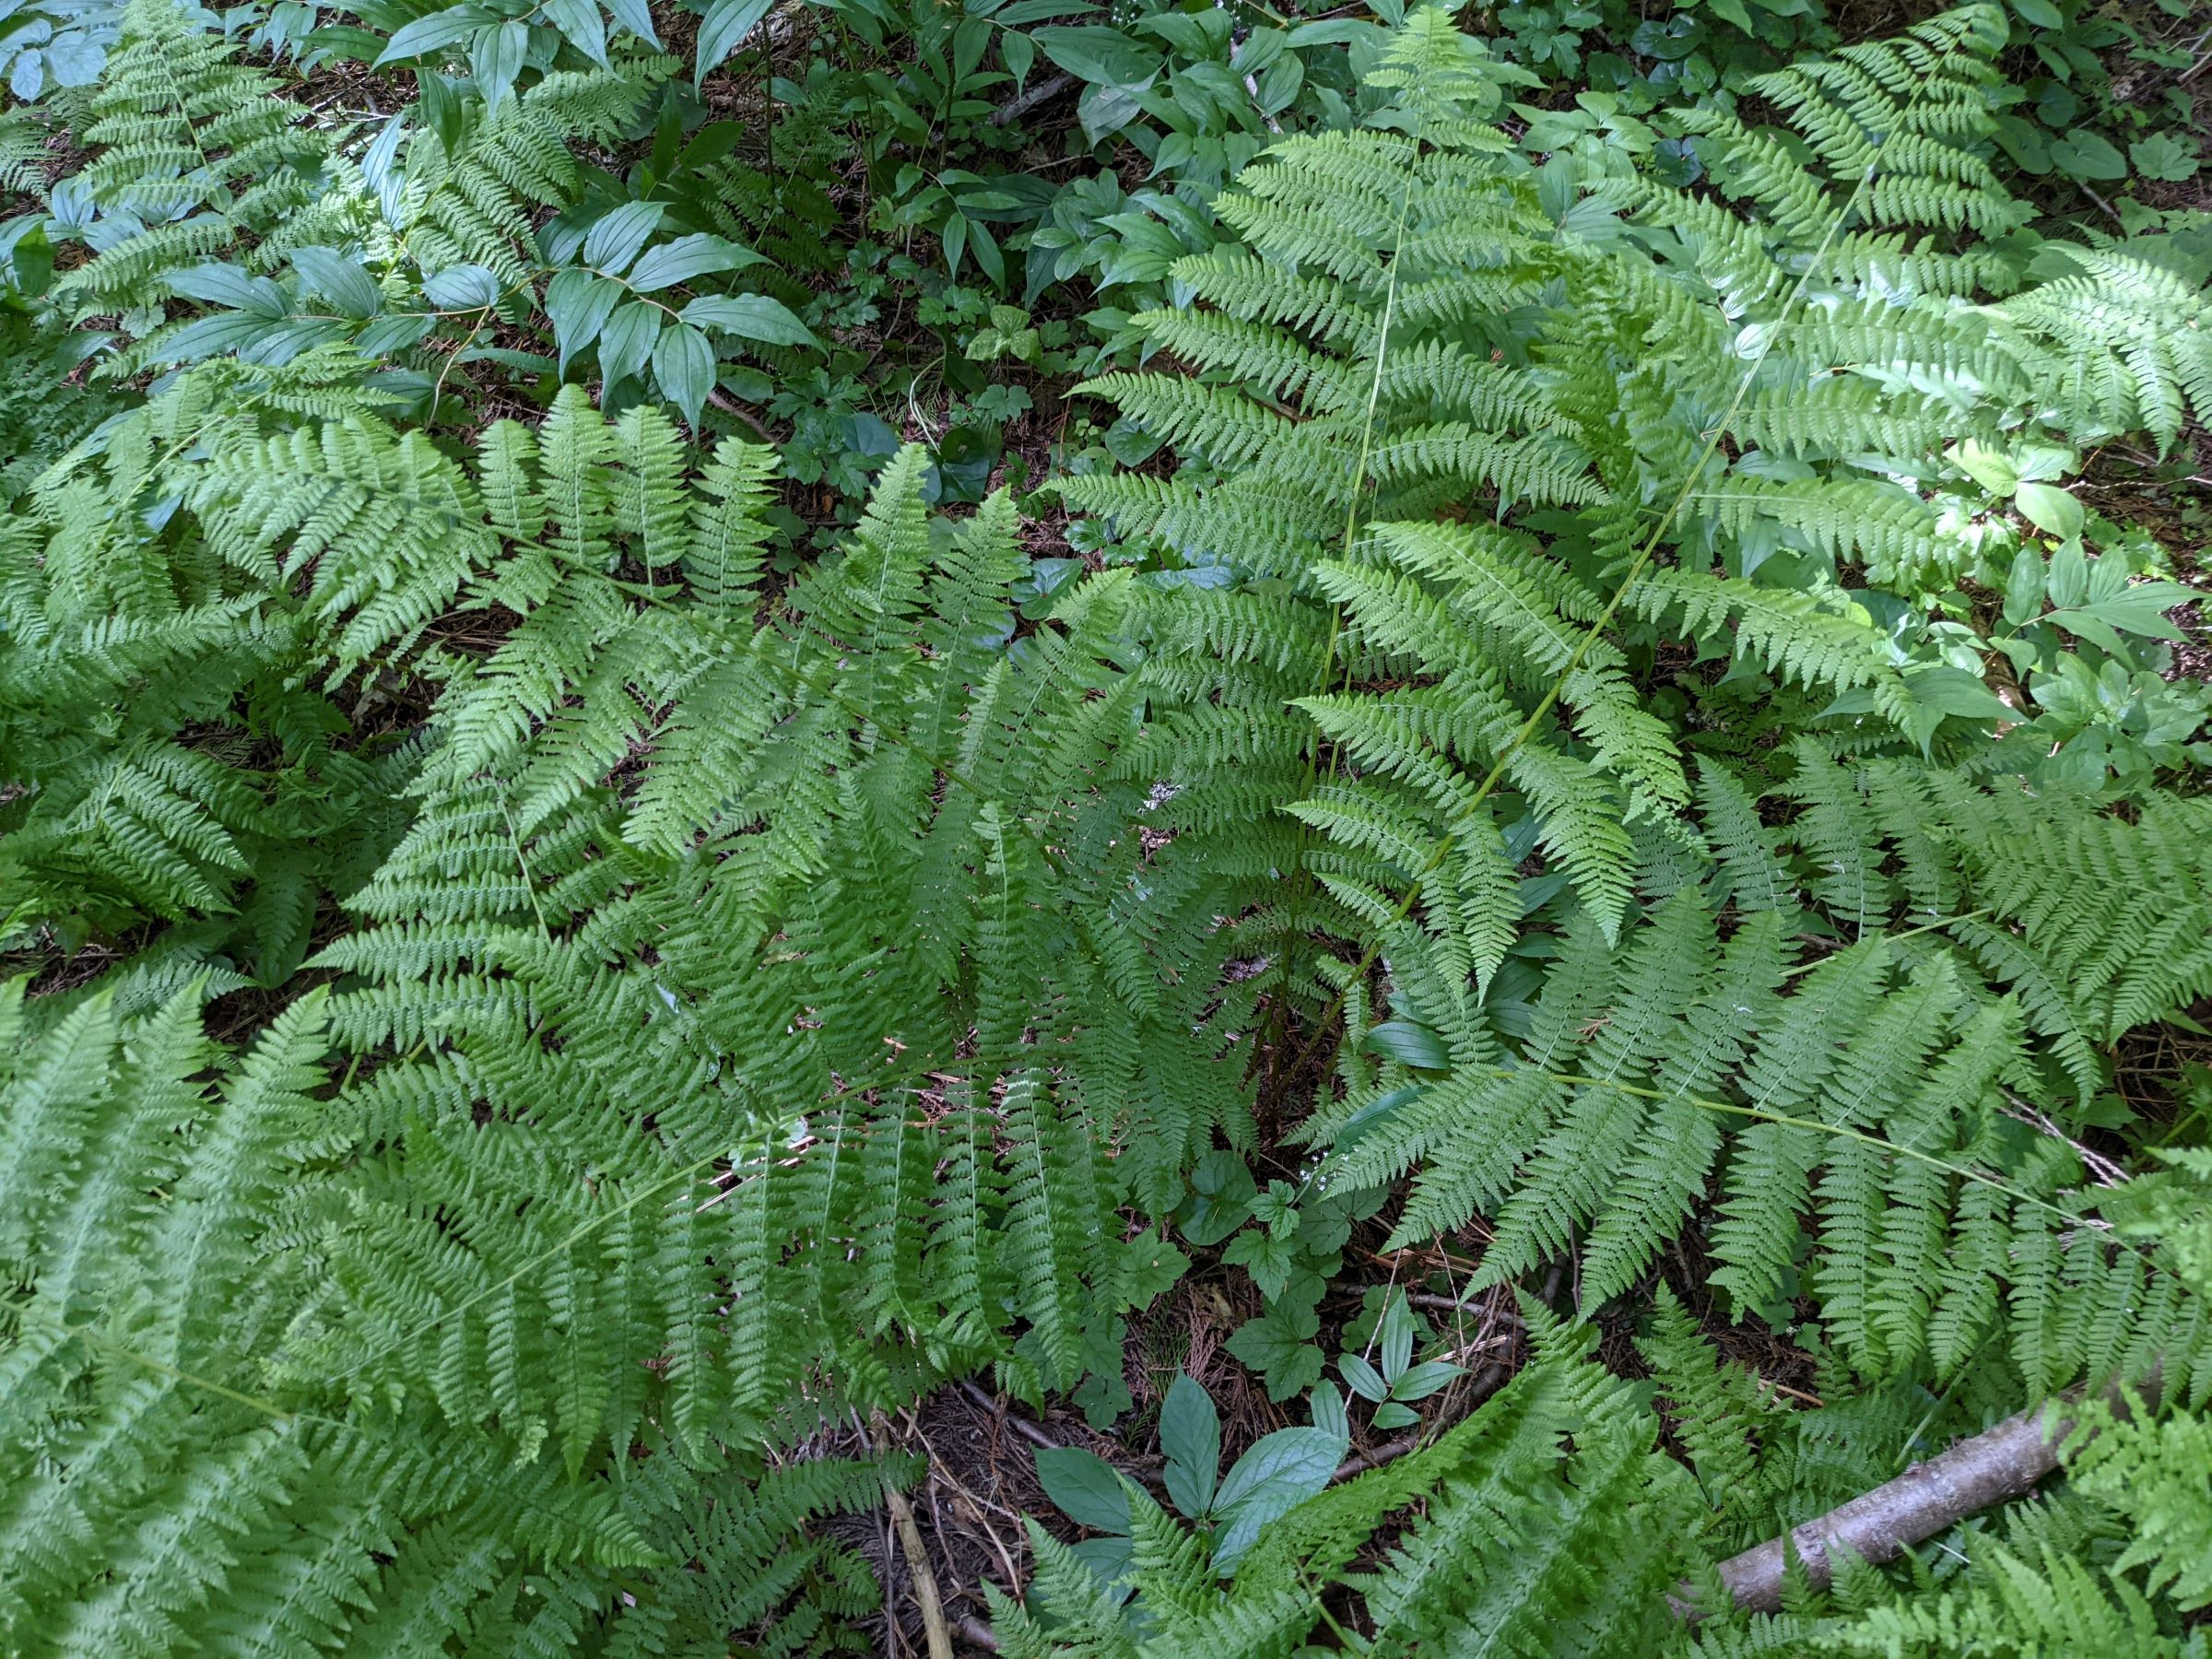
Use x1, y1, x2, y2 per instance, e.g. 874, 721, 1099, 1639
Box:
546, 269, 622, 372
46, 31, 105, 85
470, 19, 525, 116
1033, 1446, 1131, 1534
582, 202, 665, 275
651, 322, 713, 427
374, 5, 492, 64
695, 0, 773, 88
170, 264, 287, 318
628, 233, 766, 292
2130, 133, 2200, 182
157, 310, 288, 363
1175, 1148, 1255, 1247
2001, 547, 2046, 628
1224, 1303, 1323, 1401
1159, 1373, 1218, 1518
1389, 1359, 1462, 1401
1077, 78, 1149, 145
2046, 536, 2088, 609
1211, 1426, 1346, 1570
679, 293, 818, 348
1379, 1292, 1413, 1379
1068, 1534, 1135, 1593
604, 0, 659, 45
356, 312, 437, 355
290, 246, 382, 318
1360, 1018, 1451, 1072
540, 0, 608, 65
1338, 1351, 1389, 1403
1950, 439, 2017, 497
597, 300, 661, 389
1032, 23, 1156, 84
1221, 1226, 1300, 1300
994, 0, 1100, 20
2051, 581, 2194, 648
2050, 131, 2127, 182
1214, 1426, 1344, 1514
2014, 480, 2084, 541
423, 265, 500, 310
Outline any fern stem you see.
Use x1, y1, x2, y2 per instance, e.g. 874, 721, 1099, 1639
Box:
325, 1147, 732, 1383
1521, 1063, 2084, 1227
59, 1315, 305, 1425
1776, 905, 1994, 980
1286, 98, 1429, 1006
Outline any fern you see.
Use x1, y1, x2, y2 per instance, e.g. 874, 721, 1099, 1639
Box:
263, 394, 1263, 1454
0, 385, 416, 975
1320, 769, 2212, 1400
53, 0, 327, 326
12, 4, 2212, 1653
0, 981, 720, 1657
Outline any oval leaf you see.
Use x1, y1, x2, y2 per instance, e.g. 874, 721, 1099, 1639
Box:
695, 0, 773, 88
651, 322, 713, 428
290, 246, 382, 319
374, 5, 493, 64
2014, 480, 2084, 542
1159, 1373, 1219, 1518
628, 233, 766, 292
1033, 1446, 1131, 1535
597, 300, 661, 391
679, 293, 818, 348
582, 201, 666, 276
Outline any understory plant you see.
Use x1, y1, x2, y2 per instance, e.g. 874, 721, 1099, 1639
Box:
2, 0, 2209, 1654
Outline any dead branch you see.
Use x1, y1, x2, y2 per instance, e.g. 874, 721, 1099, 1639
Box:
1684, 1382, 2149, 1618
958, 1378, 1060, 1452
992, 72, 1077, 127
886, 1476, 957, 1659
1333, 1436, 1417, 1480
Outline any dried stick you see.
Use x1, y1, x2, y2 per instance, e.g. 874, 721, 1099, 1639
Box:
992, 71, 1077, 127
885, 1476, 957, 1659
1684, 1383, 2152, 1618
958, 1378, 1060, 1451
1333, 1436, 1417, 1480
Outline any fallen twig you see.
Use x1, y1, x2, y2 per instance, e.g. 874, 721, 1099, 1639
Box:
1333, 1436, 1417, 1480
1681, 1382, 2148, 1618
887, 1477, 956, 1659
2005, 1098, 2129, 1187
704, 387, 776, 443
958, 1378, 1060, 1451
992, 72, 1077, 127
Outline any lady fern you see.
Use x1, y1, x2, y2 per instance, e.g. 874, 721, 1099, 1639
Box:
8, 4, 2212, 1655
53, 0, 327, 324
